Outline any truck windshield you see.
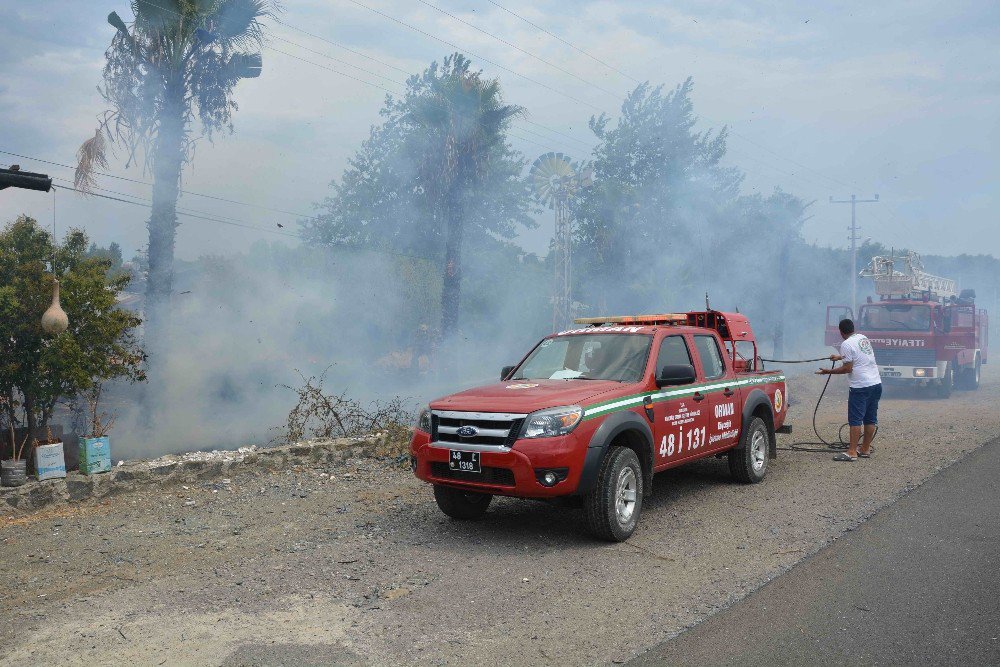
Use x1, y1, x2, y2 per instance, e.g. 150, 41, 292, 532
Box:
859, 304, 932, 331
512, 334, 653, 383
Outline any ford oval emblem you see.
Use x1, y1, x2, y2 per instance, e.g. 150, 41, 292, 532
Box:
456, 425, 479, 438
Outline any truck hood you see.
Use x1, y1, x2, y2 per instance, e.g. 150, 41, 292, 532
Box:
430, 379, 631, 414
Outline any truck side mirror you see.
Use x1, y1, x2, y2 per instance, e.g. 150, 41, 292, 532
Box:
657, 364, 696, 387
501, 365, 515, 381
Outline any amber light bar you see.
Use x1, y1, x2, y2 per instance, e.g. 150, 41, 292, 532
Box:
573, 314, 688, 326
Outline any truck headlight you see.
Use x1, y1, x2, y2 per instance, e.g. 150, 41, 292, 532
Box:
913, 368, 926, 377
519, 406, 584, 439
416, 408, 432, 433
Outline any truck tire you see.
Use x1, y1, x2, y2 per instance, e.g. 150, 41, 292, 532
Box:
936, 363, 953, 398
433, 485, 492, 520
728, 416, 770, 484
959, 356, 981, 391
584, 446, 643, 542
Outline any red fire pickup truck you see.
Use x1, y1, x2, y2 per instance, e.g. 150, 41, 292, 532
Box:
410, 311, 788, 541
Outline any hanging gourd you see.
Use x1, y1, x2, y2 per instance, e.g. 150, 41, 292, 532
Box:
41, 278, 69, 335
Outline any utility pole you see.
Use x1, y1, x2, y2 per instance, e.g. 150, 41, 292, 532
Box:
830, 194, 879, 315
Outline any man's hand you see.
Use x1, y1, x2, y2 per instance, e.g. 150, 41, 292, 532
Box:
815, 367, 830, 375
829, 354, 843, 361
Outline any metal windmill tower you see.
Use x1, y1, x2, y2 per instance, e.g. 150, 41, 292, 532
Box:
529, 152, 591, 331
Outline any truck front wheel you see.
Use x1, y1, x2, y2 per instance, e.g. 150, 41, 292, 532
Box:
433, 485, 492, 520
584, 446, 643, 542
729, 416, 771, 484
936, 363, 954, 398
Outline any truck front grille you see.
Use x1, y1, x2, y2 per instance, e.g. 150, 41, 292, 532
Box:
873, 348, 937, 367
430, 462, 516, 486
432, 411, 526, 449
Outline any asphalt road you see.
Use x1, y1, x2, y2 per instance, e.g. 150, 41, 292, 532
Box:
630, 436, 1000, 667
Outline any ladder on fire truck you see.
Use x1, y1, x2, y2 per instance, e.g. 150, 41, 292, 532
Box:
860, 251, 957, 300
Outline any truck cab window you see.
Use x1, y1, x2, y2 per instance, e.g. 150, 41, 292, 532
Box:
693, 335, 725, 379
656, 335, 692, 371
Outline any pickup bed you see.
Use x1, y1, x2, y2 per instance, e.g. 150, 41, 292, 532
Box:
410, 310, 787, 541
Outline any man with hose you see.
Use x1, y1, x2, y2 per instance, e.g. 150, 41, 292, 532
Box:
817, 318, 882, 461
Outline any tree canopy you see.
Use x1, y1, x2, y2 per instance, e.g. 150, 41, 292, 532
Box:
0, 216, 145, 435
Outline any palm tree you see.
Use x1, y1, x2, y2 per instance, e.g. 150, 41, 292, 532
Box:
75, 0, 274, 358
407, 54, 525, 337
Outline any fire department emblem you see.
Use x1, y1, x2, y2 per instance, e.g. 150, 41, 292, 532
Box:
774, 389, 783, 413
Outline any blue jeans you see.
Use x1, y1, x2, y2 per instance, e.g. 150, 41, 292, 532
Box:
848, 383, 882, 427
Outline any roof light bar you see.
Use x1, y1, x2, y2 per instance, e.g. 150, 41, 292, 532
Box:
573, 314, 688, 326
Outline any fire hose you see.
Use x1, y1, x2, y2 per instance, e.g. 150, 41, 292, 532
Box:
758, 356, 878, 453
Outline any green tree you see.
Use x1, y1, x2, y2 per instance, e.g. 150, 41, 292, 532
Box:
572, 79, 740, 312
304, 54, 534, 337
0, 216, 145, 437
75, 0, 274, 357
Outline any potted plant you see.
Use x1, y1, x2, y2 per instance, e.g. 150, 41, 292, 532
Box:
1, 397, 31, 487
34, 426, 66, 482
79, 385, 114, 475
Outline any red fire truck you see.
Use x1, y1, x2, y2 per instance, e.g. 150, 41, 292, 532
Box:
825, 252, 988, 398
410, 310, 788, 541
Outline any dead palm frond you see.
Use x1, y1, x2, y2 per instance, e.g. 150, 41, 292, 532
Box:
74, 127, 110, 192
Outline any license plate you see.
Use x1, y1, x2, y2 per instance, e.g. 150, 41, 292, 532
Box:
449, 450, 480, 473
883, 371, 902, 377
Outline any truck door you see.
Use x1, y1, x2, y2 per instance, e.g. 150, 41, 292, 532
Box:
651, 334, 703, 469
826, 305, 853, 347
691, 333, 743, 453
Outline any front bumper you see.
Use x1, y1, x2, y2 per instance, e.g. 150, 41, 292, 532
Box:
879, 361, 947, 381
409, 429, 589, 498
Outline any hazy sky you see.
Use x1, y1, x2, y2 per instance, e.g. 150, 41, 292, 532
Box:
1, 0, 998, 261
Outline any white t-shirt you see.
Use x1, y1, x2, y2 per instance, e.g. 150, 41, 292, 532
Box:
840, 333, 881, 389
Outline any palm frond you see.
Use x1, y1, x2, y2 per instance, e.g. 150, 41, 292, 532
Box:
75, 128, 110, 193
213, 0, 275, 50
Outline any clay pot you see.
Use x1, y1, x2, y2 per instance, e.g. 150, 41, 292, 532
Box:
41, 279, 69, 335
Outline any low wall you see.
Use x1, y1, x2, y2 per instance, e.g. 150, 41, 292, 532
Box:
1, 434, 405, 513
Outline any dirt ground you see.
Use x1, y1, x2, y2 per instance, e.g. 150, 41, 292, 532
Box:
2, 366, 999, 666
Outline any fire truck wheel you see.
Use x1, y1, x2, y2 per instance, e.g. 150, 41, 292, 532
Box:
729, 416, 770, 484
433, 485, 492, 520
936, 363, 954, 398
960, 357, 981, 390
584, 446, 643, 542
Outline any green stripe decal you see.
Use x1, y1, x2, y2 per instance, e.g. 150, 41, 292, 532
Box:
582, 375, 786, 420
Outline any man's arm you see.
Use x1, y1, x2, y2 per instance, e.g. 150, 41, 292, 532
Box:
817, 361, 853, 375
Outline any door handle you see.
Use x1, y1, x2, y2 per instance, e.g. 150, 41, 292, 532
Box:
724, 388, 734, 397
692, 392, 705, 402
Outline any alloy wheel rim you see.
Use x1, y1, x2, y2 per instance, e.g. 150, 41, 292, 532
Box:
751, 430, 767, 471
615, 467, 638, 525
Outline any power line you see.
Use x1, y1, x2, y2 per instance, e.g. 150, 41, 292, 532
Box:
414, 0, 620, 98
53, 181, 440, 264
54, 182, 303, 239
271, 17, 412, 75
0, 149, 312, 218
269, 47, 400, 94
271, 34, 407, 86
343, 0, 605, 112
484, 0, 640, 84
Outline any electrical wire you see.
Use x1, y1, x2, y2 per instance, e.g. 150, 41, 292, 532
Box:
0, 149, 311, 219
414, 0, 621, 98
484, 0, 640, 84
343, 0, 605, 112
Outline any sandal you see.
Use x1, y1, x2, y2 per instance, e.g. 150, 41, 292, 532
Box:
858, 451, 872, 458
833, 452, 856, 462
